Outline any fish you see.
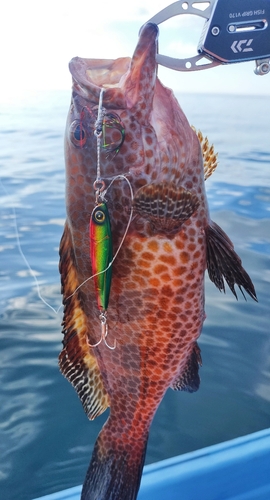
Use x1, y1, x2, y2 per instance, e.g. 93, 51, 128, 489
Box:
58, 22, 257, 500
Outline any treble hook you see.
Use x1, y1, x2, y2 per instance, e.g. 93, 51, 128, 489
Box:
88, 312, 116, 350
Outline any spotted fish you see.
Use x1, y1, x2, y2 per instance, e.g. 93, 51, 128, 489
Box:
59, 23, 257, 500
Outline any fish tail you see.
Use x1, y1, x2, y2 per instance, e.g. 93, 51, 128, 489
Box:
81, 423, 148, 500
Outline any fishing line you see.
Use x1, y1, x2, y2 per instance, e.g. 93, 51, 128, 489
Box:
1, 173, 134, 314
0, 176, 62, 314
94, 88, 105, 184
1, 92, 134, 318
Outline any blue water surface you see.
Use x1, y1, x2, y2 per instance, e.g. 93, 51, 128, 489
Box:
0, 91, 269, 500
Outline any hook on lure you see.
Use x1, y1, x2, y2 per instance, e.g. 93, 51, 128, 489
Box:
88, 312, 116, 350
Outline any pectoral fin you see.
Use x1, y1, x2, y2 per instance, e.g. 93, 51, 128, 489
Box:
133, 182, 199, 233
59, 222, 110, 419
206, 220, 257, 301
171, 343, 202, 392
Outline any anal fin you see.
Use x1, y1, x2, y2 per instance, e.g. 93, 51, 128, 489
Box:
206, 220, 257, 301
59, 222, 110, 419
171, 343, 202, 392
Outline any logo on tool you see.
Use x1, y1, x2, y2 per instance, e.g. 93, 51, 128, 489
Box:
231, 39, 254, 53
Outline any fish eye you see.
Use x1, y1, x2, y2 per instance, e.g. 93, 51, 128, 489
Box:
94, 209, 106, 223
70, 120, 87, 147
102, 113, 125, 158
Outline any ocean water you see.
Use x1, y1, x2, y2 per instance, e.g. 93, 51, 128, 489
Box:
0, 91, 270, 500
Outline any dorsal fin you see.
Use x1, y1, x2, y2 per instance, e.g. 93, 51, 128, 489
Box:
192, 127, 218, 180
171, 343, 202, 392
59, 223, 110, 420
133, 182, 199, 233
206, 220, 257, 301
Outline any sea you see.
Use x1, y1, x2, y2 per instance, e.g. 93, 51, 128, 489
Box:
0, 90, 270, 500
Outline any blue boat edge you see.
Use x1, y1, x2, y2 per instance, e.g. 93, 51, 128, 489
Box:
33, 428, 270, 500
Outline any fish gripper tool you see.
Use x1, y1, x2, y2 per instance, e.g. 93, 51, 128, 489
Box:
147, 0, 270, 75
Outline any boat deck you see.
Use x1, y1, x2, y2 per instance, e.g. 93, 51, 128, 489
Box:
34, 428, 270, 500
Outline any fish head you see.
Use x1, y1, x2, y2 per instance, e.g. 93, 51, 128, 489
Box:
65, 22, 201, 189
65, 23, 159, 188
64, 22, 203, 276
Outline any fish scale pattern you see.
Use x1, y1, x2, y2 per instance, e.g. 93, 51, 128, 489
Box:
59, 22, 256, 500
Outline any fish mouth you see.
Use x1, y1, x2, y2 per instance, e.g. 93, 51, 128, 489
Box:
68, 23, 159, 109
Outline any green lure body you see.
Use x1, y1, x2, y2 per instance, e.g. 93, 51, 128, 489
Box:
89, 202, 113, 312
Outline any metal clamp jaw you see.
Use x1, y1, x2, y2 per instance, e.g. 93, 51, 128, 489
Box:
147, 0, 270, 75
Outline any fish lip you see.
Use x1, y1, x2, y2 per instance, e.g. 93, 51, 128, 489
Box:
138, 22, 159, 38
136, 22, 159, 57
121, 22, 159, 112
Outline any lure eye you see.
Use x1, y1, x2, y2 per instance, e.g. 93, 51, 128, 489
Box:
94, 209, 106, 224
70, 120, 87, 147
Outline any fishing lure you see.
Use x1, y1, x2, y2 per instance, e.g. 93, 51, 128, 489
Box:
89, 196, 115, 350
89, 201, 113, 313
88, 89, 117, 349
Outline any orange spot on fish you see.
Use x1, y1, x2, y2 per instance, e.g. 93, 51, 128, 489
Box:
159, 254, 176, 266
141, 252, 154, 261
138, 259, 152, 268
168, 312, 177, 321
157, 310, 167, 319
70, 153, 79, 167
162, 153, 169, 164
126, 153, 138, 163
175, 266, 188, 276
180, 251, 190, 264
175, 239, 185, 250
147, 315, 158, 325
143, 288, 158, 299
163, 242, 173, 253
161, 285, 173, 297
125, 280, 140, 290
154, 264, 168, 274
173, 278, 183, 287
159, 320, 171, 328
147, 240, 159, 252
160, 273, 171, 282
149, 278, 160, 287
145, 164, 151, 175
171, 306, 181, 314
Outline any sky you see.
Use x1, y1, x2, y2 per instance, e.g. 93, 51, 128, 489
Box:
1, 0, 270, 101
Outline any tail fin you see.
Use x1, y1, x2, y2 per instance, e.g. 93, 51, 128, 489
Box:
81, 424, 148, 500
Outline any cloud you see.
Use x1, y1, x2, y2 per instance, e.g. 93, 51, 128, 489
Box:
1, 0, 269, 96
